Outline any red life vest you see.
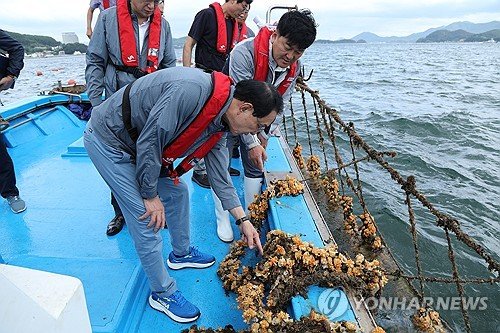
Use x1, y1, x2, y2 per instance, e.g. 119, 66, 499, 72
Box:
238, 22, 248, 44
253, 27, 298, 96
161, 71, 232, 183
117, 0, 162, 74
102, 0, 110, 9
209, 2, 241, 54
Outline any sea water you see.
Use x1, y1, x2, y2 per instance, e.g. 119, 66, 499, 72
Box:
1, 43, 499, 332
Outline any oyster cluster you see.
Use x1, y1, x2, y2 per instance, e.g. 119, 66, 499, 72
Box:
292, 143, 306, 170
412, 307, 445, 333
339, 195, 383, 252
306, 155, 322, 189
247, 176, 304, 230
340, 195, 358, 236
358, 212, 383, 251
216, 230, 388, 333
321, 173, 341, 210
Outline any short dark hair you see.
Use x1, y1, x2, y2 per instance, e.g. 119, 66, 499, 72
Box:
277, 9, 317, 51
233, 80, 283, 117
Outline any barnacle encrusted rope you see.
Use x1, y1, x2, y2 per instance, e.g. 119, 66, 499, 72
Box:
293, 79, 500, 332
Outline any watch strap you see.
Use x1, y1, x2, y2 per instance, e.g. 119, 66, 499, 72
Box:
235, 216, 249, 225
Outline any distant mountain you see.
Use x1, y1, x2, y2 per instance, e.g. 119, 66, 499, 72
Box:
4, 31, 60, 54
315, 39, 357, 44
351, 21, 500, 43
417, 29, 473, 43
417, 29, 500, 43
332, 39, 357, 44
465, 29, 500, 42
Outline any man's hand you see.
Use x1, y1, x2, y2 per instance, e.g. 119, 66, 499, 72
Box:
0, 76, 14, 92
248, 145, 267, 171
86, 27, 93, 39
140, 195, 166, 233
239, 220, 263, 255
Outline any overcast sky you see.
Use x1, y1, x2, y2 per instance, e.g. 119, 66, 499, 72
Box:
1, 0, 499, 43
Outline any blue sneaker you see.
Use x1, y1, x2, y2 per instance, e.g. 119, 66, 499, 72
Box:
167, 246, 216, 270
149, 290, 200, 323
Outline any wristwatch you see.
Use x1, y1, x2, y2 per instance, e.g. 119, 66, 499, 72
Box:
235, 216, 250, 226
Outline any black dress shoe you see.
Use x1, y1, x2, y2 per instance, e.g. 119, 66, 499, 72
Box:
229, 167, 240, 176
192, 172, 211, 189
106, 215, 125, 236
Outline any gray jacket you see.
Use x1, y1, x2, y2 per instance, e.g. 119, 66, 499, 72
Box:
227, 36, 301, 148
86, 7, 176, 107
89, 67, 240, 210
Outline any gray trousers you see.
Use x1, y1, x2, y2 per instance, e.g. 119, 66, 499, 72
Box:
84, 124, 191, 296
226, 134, 264, 178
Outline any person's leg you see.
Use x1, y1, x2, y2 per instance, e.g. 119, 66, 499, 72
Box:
231, 134, 240, 158
158, 176, 190, 256
240, 141, 264, 213
226, 133, 240, 176
84, 124, 206, 323
0, 138, 19, 199
191, 159, 211, 188
111, 193, 123, 216
83, 127, 175, 294
106, 192, 125, 236
210, 189, 233, 242
161, 175, 215, 270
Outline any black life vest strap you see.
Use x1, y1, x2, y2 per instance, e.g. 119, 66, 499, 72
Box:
121, 81, 139, 142
114, 64, 147, 79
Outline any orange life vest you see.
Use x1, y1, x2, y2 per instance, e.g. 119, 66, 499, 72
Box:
117, 0, 162, 74
161, 71, 232, 182
253, 27, 298, 96
209, 2, 243, 54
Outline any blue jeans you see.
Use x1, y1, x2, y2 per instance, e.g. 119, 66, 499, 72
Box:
84, 123, 191, 296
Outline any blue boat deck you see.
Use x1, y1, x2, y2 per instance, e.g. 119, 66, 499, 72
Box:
0, 95, 369, 332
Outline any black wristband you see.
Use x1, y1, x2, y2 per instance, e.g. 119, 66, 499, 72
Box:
235, 216, 249, 226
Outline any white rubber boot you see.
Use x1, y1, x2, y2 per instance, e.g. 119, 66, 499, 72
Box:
244, 176, 264, 214
211, 190, 234, 242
